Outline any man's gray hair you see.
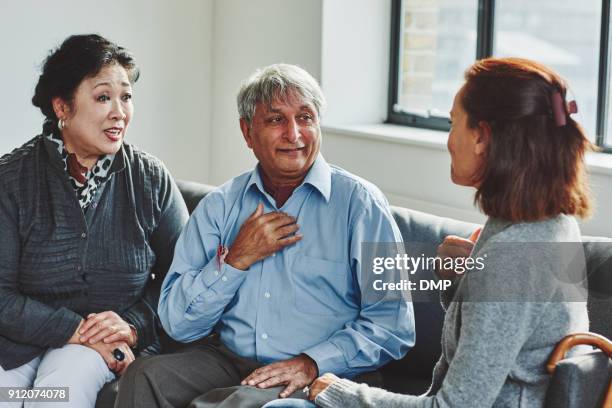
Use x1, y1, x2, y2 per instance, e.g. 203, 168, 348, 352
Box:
237, 63, 326, 123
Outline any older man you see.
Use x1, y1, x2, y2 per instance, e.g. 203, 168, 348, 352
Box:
115, 64, 414, 408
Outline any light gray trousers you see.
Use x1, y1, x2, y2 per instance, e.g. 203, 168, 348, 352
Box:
0, 344, 115, 408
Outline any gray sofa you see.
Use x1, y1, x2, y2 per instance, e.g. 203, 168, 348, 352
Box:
96, 180, 612, 407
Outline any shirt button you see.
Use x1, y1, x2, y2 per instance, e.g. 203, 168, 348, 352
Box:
221, 276, 228, 282
81, 232, 87, 239
214, 271, 219, 276
261, 333, 268, 340
264, 292, 271, 298
91, 202, 97, 209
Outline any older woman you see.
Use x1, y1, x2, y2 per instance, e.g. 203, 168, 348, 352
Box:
0, 34, 188, 407
273, 58, 593, 408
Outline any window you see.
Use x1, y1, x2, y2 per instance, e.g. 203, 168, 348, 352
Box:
388, 0, 612, 152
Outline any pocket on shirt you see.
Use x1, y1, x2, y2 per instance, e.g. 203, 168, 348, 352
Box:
291, 254, 354, 316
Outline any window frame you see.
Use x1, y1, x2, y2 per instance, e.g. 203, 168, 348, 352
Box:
387, 0, 612, 153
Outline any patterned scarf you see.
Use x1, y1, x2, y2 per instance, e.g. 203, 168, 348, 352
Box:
45, 129, 115, 210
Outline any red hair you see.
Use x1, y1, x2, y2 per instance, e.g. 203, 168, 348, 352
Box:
462, 57, 594, 221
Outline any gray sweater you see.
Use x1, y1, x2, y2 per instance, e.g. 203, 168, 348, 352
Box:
0, 136, 189, 370
316, 215, 589, 408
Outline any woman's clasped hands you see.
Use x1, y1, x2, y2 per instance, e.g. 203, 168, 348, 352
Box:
75, 311, 137, 375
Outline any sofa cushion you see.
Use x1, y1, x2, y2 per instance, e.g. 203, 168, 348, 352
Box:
545, 350, 611, 408
173, 181, 612, 376
381, 206, 478, 382
95, 381, 118, 408
582, 238, 612, 340
94, 181, 612, 407
175, 180, 216, 214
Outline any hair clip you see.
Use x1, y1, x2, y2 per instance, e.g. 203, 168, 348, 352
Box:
551, 91, 578, 127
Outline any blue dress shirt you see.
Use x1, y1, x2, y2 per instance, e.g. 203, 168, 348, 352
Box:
158, 155, 415, 377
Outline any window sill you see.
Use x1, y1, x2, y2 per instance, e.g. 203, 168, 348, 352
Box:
322, 123, 612, 177
323, 123, 449, 152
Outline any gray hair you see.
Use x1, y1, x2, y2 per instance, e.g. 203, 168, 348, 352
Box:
237, 63, 326, 123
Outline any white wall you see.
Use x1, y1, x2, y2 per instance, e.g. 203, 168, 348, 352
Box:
0, 0, 212, 181
208, 0, 323, 185
320, 0, 391, 125
321, 125, 612, 236
322, 125, 485, 224
207, 0, 612, 237
315, 0, 612, 236
3, 1, 609, 236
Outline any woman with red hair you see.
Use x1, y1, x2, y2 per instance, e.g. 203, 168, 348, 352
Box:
304, 57, 593, 407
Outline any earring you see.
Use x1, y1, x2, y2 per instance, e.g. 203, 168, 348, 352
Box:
58, 119, 65, 130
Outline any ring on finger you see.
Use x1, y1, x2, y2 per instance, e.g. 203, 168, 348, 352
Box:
113, 348, 125, 362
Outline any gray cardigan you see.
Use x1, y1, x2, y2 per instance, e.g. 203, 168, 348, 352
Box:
316, 215, 589, 408
0, 135, 189, 370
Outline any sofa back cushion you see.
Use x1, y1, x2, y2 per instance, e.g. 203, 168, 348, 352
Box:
175, 181, 612, 378
383, 207, 477, 379
176, 180, 216, 213
545, 350, 611, 408
582, 239, 612, 339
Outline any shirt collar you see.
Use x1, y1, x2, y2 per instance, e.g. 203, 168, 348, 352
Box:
244, 154, 332, 204
302, 154, 331, 202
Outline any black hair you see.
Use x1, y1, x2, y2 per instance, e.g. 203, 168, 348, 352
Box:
32, 34, 139, 133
